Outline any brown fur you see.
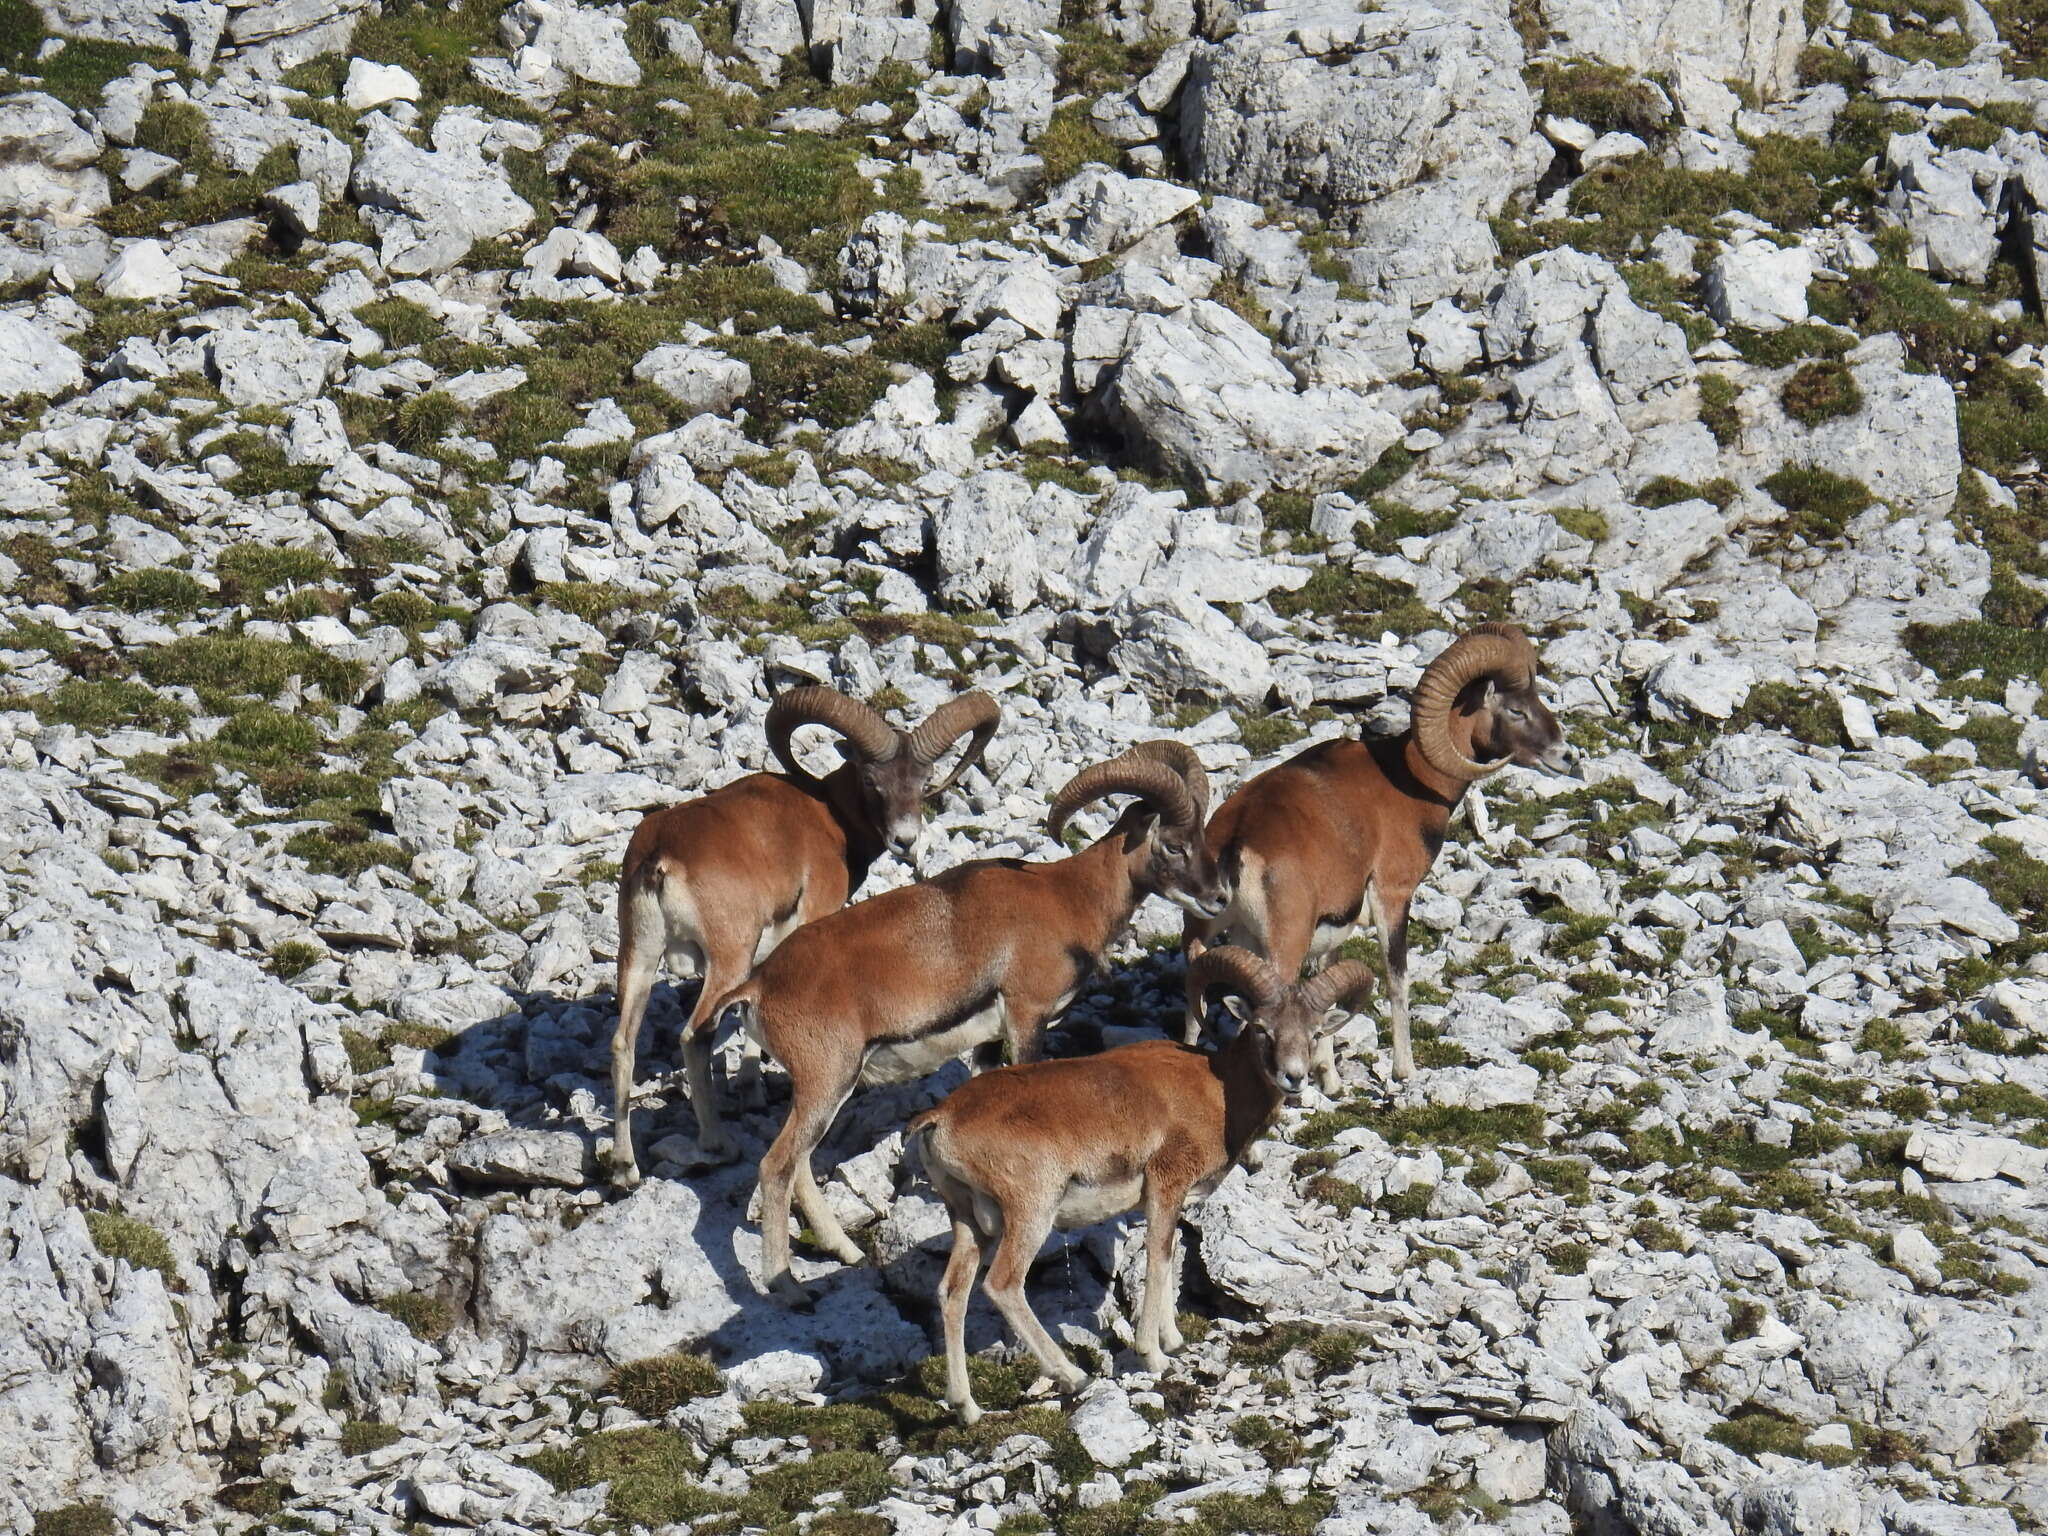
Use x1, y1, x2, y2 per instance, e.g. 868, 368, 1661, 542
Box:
704, 802, 1224, 1302
611, 687, 998, 1184
1186, 663, 1568, 1085
908, 949, 1346, 1423
612, 766, 885, 1180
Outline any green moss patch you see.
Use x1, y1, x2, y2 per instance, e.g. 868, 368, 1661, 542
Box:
1758, 466, 1872, 548
1904, 621, 2048, 683
1779, 359, 1864, 426
1532, 60, 1667, 138
374, 1292, 454, 1341
29, 1508, 116, 1536
1301, 1100, 1544, 1152
35, 678, 189, 733
609, 1353, 723, 1416
139, 635, 365, 710
1710, 1405, 1855, 1466
1232, 1321, 1372, 1375
84, 1210, 179, 1286
340, 1420, 402, 1456
1958, 359, 2048, 479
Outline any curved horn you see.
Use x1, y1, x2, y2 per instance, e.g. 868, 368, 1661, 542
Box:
765, 686, 897, 784
907, 690, 1002, 797
1046, 752, 1196, 843
1298, 960, 1376, 1017
1412, 625, 1539, 782
1125, 739, 1210, 824
1186, 944, 1283, 1019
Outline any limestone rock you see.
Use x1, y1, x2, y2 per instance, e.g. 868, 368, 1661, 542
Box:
1703, 240, 1813, 331
0, 311, 83, 399
1104, 299, 1403, 496
0, 92, 110, 220
1539, 0, 1805, 100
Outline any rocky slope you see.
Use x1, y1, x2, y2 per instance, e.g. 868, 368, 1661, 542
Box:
3, 0, 2048, 1530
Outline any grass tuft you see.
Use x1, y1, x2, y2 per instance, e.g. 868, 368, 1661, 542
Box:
609, 1353, 723, 1417
340, 1421, 402, 1456
1533, 60, 1667, 138
1780, 359, 1864, 427
30, 1510, 116, 1536
374, 1292, 454, 1341
84, 1210, 178, 1286
1758, 466, 1871, 548
1711, 1405, 1854, 1466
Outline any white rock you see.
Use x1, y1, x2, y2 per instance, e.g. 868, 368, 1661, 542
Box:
499, 0, 642, 86
1907, 1128, 2046, 1185
0, 311, 83, 399
1106, 299, 1403, 496
447, 1129, 590, 1188
1983, 978, 2048, 1039
117, 148, 177, 193
263, 181, 322, 237
1034, 165, 1201, 261
1111, 587, 1275, 705
1703, 241, 1813, 331
1182, 0, 1546, 308
1070, 1383, 1157, 1467
1542, 0, 1805, 100
98, 238, 182, 302
0, 92, 110, 220
1644, 639, 1753, 721
209, 327, 347, 408
1581, 130, 1648, 169
344, 59, 422, 112
934, 471, 1040, 615
633, 344, 752, 414
351, 110, 540, 274
1889, 1225, 1943, 1287
1881, 876, 2021, 944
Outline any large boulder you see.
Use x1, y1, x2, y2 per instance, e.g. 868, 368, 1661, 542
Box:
1110, 586, 1277, 704
0, 310, 84, 399
498, 0, 642, 86
1180, 0, 1545, 305
208, 324, 348, 408
1734, 334, 1961, 516
1703, 239, 1813, 331
0, 92, 109, 220
470, 1175, 926, 1388
632, 344, 753, 415
2004, 130, 2048, 311
350, 108, 540, 274
221, 0, 376, 71
933, 470, 1042, 615
36, 0, 375, 71
1538, 0, 1805, 101
1102, 299, 1403, 496
1881, 131, 2005, 284
1485, 247, 1696, 428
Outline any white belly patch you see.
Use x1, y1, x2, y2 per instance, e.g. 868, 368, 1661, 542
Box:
1054, 1175, 1144, 1230
860, 1004, 1005, 1087
753, 910, 803, 966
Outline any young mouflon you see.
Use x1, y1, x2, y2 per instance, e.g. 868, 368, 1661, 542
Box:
909, 944, 1372, 1424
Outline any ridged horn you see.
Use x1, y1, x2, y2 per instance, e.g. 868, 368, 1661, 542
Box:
1124, 739, 1210, 824
907, 690, 1002, 797
1046, 751, 1197, 843
1186, 944, 1283, 1019
1299, 960, 1376, 1016
1412, 624, 1540, 782
765, 686, 897, 784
